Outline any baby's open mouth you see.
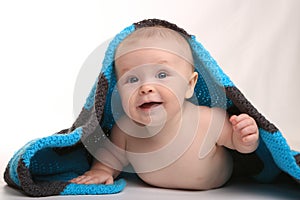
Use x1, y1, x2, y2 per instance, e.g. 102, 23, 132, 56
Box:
139, 102, 162, 109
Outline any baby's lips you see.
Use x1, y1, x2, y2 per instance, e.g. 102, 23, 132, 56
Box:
139, 102, 163, 109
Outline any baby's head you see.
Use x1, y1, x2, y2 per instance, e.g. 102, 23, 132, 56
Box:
114, 25, 198, 95
113, 26, 198, 126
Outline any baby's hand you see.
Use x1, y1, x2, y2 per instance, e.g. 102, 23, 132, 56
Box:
229, 114, 259, 153
69, 169, 114, 185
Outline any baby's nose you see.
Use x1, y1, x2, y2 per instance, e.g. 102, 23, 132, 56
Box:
139, 84, 155, 95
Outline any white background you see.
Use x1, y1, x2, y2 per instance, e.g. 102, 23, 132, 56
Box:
1, 0, 300, 198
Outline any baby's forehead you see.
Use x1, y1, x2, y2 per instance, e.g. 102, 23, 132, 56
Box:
115, 48, 193, 71
114, 48, 195, 81
115, 27, 194, 66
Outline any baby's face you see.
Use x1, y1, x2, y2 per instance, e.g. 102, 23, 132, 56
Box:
115, 49, 197, 126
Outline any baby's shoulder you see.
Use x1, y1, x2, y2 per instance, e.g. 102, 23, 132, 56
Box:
186, 102, 227, 121
186, 102, 213, 114
192, 103, 226, 114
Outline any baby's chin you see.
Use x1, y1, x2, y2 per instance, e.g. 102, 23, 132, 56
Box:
135, 104, 167, 126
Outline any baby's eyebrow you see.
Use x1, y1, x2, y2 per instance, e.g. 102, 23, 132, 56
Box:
157, 59, 169, 65
116, 68, 130, 79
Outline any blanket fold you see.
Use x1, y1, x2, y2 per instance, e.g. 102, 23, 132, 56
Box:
4, 19, 300, 197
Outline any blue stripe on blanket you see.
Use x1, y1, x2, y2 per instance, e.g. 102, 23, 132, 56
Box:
8, 128, 83, 186
260, 129, 300, 180
60, 179, 126, 195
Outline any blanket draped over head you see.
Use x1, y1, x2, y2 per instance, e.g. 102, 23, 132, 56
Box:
4, 19, 300, 197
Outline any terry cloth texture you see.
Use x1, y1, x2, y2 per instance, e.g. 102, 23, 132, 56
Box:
4, 19, 300, 197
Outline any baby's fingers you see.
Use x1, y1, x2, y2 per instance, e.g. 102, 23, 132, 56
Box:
230, 114, 250, 125
234, 118, 256, 132
242, 133, 259, 146
239, 125, 258, 136
84, 176, 114, 185
104, 176, 114, 185
69, 176, 83, 183
70, 175, 92, 184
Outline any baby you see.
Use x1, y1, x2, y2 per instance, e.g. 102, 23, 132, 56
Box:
70, 26, 259, 190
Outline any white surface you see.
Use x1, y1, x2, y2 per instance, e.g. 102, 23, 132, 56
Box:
1, 173, 300, 200
1, 0, 300, 199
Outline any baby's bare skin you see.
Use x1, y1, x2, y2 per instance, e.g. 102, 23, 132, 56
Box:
70, 102, 259, 190
70, 40, 259, 189
125, 102, 233, 190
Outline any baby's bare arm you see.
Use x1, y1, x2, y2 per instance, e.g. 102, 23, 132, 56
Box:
70, 124, 128, 185
217, 110, 259, 153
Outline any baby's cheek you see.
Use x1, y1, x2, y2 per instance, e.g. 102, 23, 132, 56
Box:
162, 77, 189, 97
121, 90, 138, 115
119, 84, 137, 101
120, 94, 131, 114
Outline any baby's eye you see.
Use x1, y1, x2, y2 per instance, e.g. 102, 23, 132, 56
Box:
128, 76, 139, 83
156, 71, 168, 79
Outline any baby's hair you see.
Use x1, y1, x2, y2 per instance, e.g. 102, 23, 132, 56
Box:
134, 18, 192, 38
115, 26, 194, 65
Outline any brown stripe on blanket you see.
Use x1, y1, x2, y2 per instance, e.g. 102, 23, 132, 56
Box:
295, 154, 300, 167
294, 154, 300, 183
95, 73, 109, 126
17, 159, 69, 197
225, 86, 278, 133
4, 165, 21, 190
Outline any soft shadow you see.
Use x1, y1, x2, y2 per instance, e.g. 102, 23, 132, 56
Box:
225, 175, 300, 200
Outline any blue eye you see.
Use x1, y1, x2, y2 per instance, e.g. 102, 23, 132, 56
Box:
157, 71, 167, 79
128, 76, 139, 83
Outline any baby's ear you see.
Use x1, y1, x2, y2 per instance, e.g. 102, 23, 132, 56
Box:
185, 72, 198, 99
